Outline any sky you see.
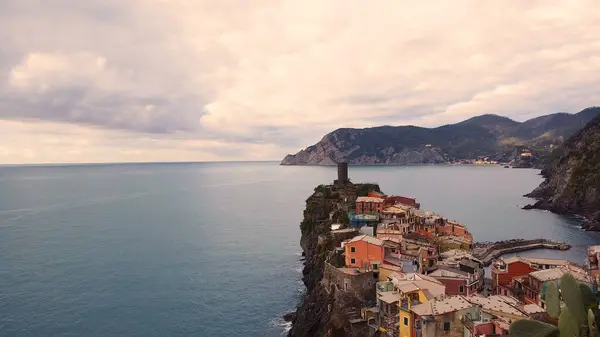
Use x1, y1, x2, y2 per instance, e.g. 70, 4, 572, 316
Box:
1, 1, 599, 164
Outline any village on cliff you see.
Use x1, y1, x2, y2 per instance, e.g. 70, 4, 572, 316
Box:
306, 163, 600, 337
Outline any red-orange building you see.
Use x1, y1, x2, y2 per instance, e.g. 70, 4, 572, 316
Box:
344, 235, 384, 270
491, 257, 536, 294
355, 196, 385, 214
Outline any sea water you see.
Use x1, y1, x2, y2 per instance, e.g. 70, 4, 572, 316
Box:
0, 162, 598, 336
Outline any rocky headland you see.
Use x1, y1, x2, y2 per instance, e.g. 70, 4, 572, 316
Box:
281, 108, 600, 166
287, 183, 381, 337
524, 113, 600, 230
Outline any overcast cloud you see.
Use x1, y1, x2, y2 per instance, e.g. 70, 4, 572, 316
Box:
1, 0, 599, 163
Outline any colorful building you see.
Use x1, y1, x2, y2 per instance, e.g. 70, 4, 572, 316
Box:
410, 296, 477, 337
491, 256, 537, 295
492, 256, 583, 295
377, 222, 409, 241
344, 235, 384, 270
511, 265, 592, 307
587, 245, 600, 282
427, 266, 481, 296
356, 196, 385, 214
390, 273, 445, 337
380, 205, 412, 226
436, 220, 473, 244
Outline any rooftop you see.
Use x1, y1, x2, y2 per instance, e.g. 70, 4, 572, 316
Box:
348, 235, 384, 246
380, 264, 404, 272
378, 291, 402, 304
411, 296, 474, 316
466, 295, 526, 317
379, 236, 402, 244
522, 303, 546, 315
356, 196, 385, 203
529, 265, 591, 283
524, 257, 572, 266
381, 205, 407, 214
390, 273, 446, 299
459, 259, 480, 269
428, 267, 470, 279
498, 255, 574, 268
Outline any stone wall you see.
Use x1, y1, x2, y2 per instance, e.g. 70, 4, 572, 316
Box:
330, 229, 359, 248
323, 262, 376, 302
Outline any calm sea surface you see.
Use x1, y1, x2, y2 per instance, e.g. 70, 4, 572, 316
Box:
1, 162, 599, 336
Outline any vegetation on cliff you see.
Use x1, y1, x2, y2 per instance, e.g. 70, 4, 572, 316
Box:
526, 113, 600, 230
281, 107, 600, 165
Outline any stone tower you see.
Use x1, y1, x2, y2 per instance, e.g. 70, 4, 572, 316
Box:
334, 161, 349, 185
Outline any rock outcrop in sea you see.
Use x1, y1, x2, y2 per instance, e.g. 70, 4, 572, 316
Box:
525, 113, 600, 230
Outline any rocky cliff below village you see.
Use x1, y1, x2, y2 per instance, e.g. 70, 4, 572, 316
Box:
281, 107, 600, 166
525, 113, 600, 230
287, 183, 381, 337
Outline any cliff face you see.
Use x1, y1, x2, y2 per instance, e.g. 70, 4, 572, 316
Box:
288, 183, 380, 337
526, 114, 600, 230
281, 107, 600, 165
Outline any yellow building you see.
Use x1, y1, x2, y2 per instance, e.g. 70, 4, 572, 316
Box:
391, 273, 446, 337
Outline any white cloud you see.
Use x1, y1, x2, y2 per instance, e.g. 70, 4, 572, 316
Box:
0, 0, 599, 163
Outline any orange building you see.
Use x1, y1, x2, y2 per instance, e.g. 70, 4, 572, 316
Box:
355, 196, 385, 214
345, 235, 384, 270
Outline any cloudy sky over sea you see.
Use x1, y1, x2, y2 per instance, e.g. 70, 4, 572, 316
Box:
1, 1, 599, 163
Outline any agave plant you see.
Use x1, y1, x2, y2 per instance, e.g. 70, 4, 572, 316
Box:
510, 273, 597, 337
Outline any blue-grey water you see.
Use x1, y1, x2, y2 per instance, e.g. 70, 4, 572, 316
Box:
1, 163, 599, 336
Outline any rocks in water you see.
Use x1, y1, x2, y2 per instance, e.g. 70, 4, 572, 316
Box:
283, 312, 296, 322
522, 204, 536, 210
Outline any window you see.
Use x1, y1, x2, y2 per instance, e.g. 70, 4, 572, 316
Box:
373, 264, 378, 270
459, 285, 464, 293
404, 317, 409, 326
350, 247, 356, 253
443, 322, 450, 331
350, 258, 356, 264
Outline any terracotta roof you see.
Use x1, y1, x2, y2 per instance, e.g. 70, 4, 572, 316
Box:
523, 304, 546, 314
428, 267, 470, 279
390, 273, 445, 299
379, 237, 402, 244
348, 235, 384, 246
465, 295, 526, 317
500, 256, 529, 265
524, 257, 572, 266
378, 291, 402, 304
529, 266, 591, 283
397, 283, 420, 293
411, 296, 474, 316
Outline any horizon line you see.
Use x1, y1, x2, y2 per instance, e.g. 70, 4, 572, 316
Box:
0, 160, 281, 168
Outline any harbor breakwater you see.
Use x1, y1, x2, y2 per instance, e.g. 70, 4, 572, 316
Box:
472, 239, 571, 266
